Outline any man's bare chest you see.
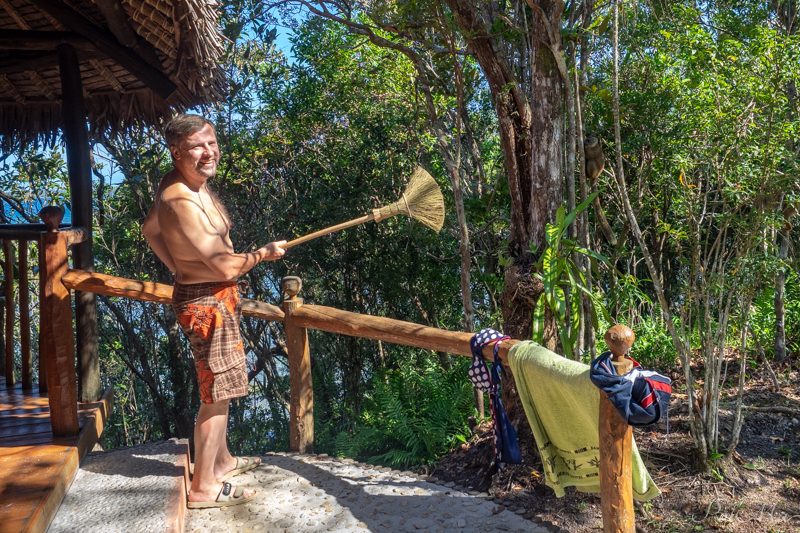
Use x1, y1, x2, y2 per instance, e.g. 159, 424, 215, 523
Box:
198, 189, 230, 235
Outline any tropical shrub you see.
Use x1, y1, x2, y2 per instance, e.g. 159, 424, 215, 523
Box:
329, 358, 475, 468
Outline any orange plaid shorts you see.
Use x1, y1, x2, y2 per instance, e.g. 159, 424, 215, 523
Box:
173, 281, 248, 404
194, 360, 248, 404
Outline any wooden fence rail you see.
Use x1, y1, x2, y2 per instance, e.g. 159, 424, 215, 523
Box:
28, 216, 635, 532
61, 269, 285, 321
59, 271, 494, 360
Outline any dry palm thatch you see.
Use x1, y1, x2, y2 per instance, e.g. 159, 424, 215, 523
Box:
371, 166, 445, 232
0, 0, 228, 150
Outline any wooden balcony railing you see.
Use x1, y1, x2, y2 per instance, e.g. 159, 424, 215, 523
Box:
20, 207, 638, 533
0, 217, 89, 395
0, 221, 71, 392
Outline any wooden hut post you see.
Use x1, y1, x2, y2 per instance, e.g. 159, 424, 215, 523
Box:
38, 235, 47, 394
19, 239, 31, 389
39, 206, 79, 437
599, 325, 636, 533
57, 43, 100, 402
282, 276, 314, 453
3, 239, 13, 385
0, 259, 4, 380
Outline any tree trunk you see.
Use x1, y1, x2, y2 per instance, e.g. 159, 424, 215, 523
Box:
445, 0, 565, 428
775, 0, 797, 364
774, 229, 788, 362
578, 0, 596, 360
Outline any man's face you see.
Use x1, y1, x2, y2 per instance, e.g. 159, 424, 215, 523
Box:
171, 123, 220, 181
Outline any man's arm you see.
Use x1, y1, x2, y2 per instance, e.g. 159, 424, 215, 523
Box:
143, 198, 178, 273
160, 196, 285, 280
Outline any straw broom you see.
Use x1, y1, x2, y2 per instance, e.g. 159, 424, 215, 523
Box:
283, 166, 445, 249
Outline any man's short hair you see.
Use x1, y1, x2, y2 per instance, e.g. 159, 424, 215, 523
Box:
164, 114, 215, 150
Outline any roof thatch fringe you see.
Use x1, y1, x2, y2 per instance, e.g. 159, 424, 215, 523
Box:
0, 103, 61, 150
0, 89, 177, 150
0, 0, 228, 149
172, 0, 227, 101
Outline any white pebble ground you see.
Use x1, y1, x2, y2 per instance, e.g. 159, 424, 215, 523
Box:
185, 452, 559, 533
50, 440, 185, 533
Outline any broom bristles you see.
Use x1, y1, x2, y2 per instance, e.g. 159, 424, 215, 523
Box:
373, 167, 445, 232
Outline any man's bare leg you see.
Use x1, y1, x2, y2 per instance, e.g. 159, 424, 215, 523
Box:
189, 400, 254, 502
211, 402, 260, 480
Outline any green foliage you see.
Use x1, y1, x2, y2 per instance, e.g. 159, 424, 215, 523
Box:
533, 196, 611, 360
607, 274, 652, 327
627, 315, 680, 371
328, 358, 475, 468
750, 269, 800, 357
581, 1, 800, 459
0, 149, 70, 222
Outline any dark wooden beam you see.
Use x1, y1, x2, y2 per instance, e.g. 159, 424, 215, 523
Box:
0, 30, 94, 51
92, 0, 163, 70
28, 0, 177, 101
57, 44, 100, 402
19, 239, 31, 390
0, 50, 105, 76
91, 0, 137, 47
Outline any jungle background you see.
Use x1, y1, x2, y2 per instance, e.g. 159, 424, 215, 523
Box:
1, 0, 799, 531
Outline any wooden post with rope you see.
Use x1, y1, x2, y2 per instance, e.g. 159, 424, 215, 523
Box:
282, 276, 314, 453
599, 324, 636, 533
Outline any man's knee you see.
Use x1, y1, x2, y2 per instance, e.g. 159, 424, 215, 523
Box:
198, 398, 231, 417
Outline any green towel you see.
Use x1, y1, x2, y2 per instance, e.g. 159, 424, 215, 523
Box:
508, 340, 660, 501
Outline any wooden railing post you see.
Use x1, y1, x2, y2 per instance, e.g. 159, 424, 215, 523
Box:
3, 239, 13, 385
20, 239, 31, 389
282, 275, 313, 453
0, 274, 4, 379
599, 325, 636, 533
39, 206, 79, 437
38, 235, 47, 393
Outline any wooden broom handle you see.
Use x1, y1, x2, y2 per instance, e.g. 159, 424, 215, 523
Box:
283, 213, 376, 249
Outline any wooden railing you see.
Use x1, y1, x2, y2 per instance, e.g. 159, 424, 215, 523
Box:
0, 217, 90, 394
29, 212, 637, 533
0, 227, 35, 391
0, 221, 73, 391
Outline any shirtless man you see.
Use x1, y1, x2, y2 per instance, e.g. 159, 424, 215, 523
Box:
143, 114, 286, 508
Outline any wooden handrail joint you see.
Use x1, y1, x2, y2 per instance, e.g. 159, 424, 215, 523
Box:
63, 227, 89, 246
61, 269, 285, 321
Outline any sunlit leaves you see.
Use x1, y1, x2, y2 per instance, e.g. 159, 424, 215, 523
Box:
533, 199, 611, 361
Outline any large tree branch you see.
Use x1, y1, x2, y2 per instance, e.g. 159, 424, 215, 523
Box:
0, 191, 37, 222
443, 0, 530, 246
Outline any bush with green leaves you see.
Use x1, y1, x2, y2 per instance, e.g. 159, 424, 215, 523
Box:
626, 315, 681, 371
329, 357, 475, 468
750, 269, 800, 358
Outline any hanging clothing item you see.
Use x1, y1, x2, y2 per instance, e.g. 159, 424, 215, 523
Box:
589, 351, 672, 428
468, 328, 508, 392
508, 341, 661, 501
469, 328, 521, 466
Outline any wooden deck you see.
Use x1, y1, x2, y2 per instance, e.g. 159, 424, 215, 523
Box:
0, 378, 113, 533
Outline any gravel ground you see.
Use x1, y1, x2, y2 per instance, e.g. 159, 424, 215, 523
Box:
50, 440, 186, 533
184, 452, 567, 533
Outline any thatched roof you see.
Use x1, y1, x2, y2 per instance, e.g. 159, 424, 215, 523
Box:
0, 0, 227, 148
